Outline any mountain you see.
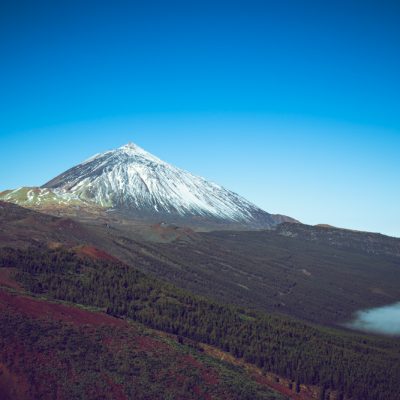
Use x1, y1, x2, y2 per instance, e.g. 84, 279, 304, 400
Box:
40, 142, 296, 229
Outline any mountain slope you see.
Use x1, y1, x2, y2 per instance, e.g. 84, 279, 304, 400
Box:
41, 143, 296, 229
277, 222, 400, 257
0, 282, 286, 400
3, 245, 400, 400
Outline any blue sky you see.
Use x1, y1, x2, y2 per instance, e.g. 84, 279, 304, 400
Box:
0, 1, 399, 236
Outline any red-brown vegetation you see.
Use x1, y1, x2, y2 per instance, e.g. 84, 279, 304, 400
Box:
0, 289, 125, 328
1, 286, 279, 400
75, 245, 120, 263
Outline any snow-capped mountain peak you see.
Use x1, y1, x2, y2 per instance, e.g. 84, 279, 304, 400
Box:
118, 142, 164, 162
41, 142, 296, 228
82, 142, 164, 166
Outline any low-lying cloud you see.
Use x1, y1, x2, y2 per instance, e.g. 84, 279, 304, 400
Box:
345, 302, 400, 336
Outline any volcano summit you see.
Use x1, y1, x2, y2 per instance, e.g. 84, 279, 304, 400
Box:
4, 143, 297, 229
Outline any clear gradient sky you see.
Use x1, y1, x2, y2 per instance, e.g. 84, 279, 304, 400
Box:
0, 1, 399, 236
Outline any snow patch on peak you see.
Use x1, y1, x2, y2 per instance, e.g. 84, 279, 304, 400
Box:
120, 142, 140, 151
117, 142, 165, 164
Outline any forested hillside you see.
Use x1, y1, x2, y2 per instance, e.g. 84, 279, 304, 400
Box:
0, 272, 287, 399
2, 247, 400, 400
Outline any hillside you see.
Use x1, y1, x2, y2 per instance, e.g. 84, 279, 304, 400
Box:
105, 228, 400, 325
1, 246, 400, 400
1, 201, 400, 326
1, 203, 400, 399
0, 286, 286, 400
276, 222, 400, 257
